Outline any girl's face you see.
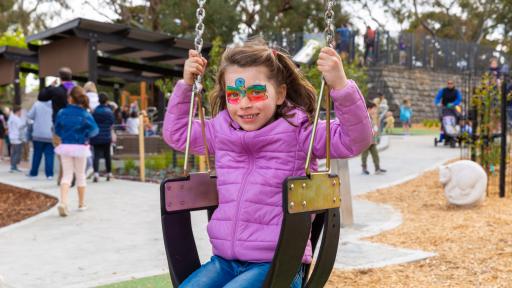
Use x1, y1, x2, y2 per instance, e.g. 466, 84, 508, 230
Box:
224, 65, 286, 131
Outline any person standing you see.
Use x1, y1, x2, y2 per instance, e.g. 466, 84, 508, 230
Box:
434, 80, 462, 142
126, 111, 140, 135
336, 23, 352, 60
84, 81, 100, 111
38, 67, 75, 184
434, 80, 462, 109
27, 93, 55, 179
7, 106, 26, 172
361, 102, 386, 175
90, 93, 115, 182
54, 86, 98, 217
0, 109, 6, 160
363, 26, 376, 65
400, 99, 413, 135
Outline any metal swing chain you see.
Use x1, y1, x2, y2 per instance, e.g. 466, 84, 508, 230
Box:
184, 0, 211, 175
305, 0, 337, 176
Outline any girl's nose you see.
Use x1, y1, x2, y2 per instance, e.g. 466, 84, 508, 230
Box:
239, 96, 252, 109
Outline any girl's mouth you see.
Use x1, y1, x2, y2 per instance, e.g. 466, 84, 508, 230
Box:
239, 113, 259, 120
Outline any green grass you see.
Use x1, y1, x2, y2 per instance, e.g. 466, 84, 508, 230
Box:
97, 274, 172, 288
386, 127, 439, 136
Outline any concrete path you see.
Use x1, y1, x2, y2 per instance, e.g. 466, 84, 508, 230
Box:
0, 135, 459, 287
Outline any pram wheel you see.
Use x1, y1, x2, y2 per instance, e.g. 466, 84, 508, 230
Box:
434, 138, 438, 147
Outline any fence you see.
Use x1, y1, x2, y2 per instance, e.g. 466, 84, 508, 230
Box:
110, 119, 207, 183
265, 30, 507, 75
370, 31, 507, 74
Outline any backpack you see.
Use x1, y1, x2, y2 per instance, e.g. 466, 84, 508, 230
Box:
365, 29, 376, 43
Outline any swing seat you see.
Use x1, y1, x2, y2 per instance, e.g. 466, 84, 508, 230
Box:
160, 171, 341, 287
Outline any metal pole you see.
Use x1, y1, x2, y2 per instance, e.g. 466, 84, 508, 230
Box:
499, 69, 508, 198
88, 40, 98, 83
113, 83, 120, 105
138, 114, 146, 182
14, 63, 21, 106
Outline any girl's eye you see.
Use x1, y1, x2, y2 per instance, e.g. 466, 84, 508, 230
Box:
226, 92, 241, 104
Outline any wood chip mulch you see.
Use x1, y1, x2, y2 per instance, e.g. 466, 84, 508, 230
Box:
327, 168, 512, 288
0, 183, 57, 228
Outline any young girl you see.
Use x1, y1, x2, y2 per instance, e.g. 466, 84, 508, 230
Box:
163, 39, 372, 287
54, 86, 98, 216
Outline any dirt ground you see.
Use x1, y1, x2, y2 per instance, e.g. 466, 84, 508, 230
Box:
0, 182, 57, 228
327, 169, 512, 288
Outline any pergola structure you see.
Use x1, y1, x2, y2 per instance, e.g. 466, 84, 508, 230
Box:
0, 46, 39, 105
25, 18, 208, 119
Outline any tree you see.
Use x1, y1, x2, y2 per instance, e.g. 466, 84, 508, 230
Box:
350, 0, 509, 45
0, 0, 70, 35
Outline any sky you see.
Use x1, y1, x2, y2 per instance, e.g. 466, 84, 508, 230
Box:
39, 0, 400, 35
25, 0, 398, 91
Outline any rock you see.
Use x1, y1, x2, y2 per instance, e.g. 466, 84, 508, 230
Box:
439, 160, 487, 206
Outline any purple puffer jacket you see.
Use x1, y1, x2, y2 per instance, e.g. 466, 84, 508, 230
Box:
163, 80, 372, 263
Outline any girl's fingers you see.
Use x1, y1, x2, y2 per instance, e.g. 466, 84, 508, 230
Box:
189, 49, 199, 58
321, 47, 338, 56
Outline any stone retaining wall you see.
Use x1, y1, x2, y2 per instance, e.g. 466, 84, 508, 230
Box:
366, 65, 481, 123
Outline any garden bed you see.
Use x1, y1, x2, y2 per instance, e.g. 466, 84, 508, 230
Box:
0, 183, 58, 228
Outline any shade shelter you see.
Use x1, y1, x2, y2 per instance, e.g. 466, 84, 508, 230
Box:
0, 46, 39, 105
26, 18, 208, 119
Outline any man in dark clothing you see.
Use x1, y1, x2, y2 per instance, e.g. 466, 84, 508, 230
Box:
434, 80, 462, 108
38, 67, 75, 123
434, 80, 462, 144
336, 23, 351, 59
38, 67, 75, 185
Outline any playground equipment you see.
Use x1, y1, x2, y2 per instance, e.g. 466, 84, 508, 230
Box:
160, 0, 342, 286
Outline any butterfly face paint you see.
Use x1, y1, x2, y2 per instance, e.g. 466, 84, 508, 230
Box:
226, 77, 268, 105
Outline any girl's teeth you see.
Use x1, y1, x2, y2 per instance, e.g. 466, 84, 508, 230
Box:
241, 114, 256, 119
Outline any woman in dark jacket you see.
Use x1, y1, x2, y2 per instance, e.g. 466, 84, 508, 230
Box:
90, 93, 115, 182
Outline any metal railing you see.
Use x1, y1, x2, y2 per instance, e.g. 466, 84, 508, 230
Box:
263, 30, 508, 74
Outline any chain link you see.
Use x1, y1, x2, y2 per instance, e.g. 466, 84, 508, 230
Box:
193, 0, 206, 91
324, 0, 336, 49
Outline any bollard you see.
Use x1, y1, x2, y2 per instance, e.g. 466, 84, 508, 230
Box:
138, 114, 145, 182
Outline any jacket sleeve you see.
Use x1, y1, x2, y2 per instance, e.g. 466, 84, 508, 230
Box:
453, 90, 462, 105
434, 89, 443, 105
27, 104, 36, 120
54, 110, 63, 138
299, 80, 372, 159
162, 80, 215, 154
107, 110, 115, 126
85, 113, 99, 138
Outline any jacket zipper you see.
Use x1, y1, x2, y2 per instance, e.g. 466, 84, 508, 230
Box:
231, 132, 254, 259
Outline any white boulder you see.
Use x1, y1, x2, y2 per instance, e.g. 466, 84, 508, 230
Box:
439, 160, 487, 206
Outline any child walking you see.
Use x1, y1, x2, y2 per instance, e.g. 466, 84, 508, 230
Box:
400, 99, 413, 135
7, 106, 26, 172
54, 86, 98, 216
361, 102, 386, 175
163, 39, 373, 287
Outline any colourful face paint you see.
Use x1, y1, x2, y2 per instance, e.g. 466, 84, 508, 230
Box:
226, 77, 268, 105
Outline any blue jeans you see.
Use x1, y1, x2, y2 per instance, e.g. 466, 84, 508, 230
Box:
10, 143, 22, 170
29, 141, 54, 177
179, 256, 303, 288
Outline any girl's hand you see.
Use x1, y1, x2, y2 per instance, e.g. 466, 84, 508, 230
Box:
316, 47, 348, 90
184, 50, 208, 85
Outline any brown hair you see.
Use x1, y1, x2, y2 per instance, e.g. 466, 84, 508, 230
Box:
209, 37, 316, 124
69, 86, 90, 110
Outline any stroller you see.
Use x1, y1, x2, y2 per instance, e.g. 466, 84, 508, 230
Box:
435, 106, 460, 148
